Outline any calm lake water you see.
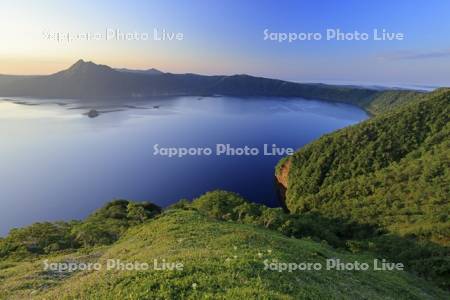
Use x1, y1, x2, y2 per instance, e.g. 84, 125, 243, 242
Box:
0, 96, 367, 235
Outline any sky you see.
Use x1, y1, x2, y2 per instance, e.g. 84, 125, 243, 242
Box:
0, 0, 450, 86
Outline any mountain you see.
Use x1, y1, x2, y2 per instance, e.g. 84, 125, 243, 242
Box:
115, 67, 164, 75
0, 59, 424, 113
0, 193, 447, 299
58, 59, 116, 77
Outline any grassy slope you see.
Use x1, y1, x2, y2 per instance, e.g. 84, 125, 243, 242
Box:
0, 210, 447, 299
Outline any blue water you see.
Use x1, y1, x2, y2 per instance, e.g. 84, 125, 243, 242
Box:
0, 96, 367, 235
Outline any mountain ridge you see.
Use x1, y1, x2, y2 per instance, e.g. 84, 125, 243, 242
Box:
115, 67, 164, 75
0, 59, 428, 114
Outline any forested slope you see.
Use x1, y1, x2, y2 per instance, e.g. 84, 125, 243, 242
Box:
277, 88, 450, 245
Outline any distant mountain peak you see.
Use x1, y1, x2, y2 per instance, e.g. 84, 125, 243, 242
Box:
68, 59, 107, 69
66, 60, 165, 76
60, 59, 115, 77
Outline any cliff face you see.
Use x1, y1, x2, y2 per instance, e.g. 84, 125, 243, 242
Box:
275, 158, 290, 189
275, 158, 291, 209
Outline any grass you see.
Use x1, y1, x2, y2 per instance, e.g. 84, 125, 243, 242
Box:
0, 209, 447, 299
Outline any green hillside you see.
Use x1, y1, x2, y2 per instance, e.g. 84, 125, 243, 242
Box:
277, 88, 449, 243
275, 88, 450, 290
0, 201, 447, 299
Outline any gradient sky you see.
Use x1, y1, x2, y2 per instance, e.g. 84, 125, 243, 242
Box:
1, 0, 450, 85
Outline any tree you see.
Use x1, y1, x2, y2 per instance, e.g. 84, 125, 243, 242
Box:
261, 208, 285, 228
127, 203, 148, 222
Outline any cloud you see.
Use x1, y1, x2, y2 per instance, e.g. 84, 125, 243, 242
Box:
378, 49, 450, 60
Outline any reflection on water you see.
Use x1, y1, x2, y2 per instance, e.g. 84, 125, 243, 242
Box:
0, 96, 367, 235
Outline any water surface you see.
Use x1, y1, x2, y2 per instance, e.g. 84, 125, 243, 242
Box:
0, 96, 367, 235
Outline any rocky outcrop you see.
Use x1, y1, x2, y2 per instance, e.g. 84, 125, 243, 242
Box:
275, 158, 290, 189
275, 158, 291, 210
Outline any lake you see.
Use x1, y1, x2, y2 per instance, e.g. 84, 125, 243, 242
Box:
0, 96, 367, 235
